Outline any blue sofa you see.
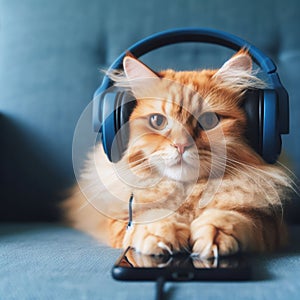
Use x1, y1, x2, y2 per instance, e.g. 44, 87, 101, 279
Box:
1, 0, 300, 299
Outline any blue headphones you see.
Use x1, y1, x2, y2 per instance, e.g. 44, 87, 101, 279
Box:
93, 28, 289, 164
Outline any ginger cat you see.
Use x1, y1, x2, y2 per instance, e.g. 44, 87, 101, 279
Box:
63, 50, 292, 258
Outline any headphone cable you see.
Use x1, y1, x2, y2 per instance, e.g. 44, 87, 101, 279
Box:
155, 276, 166, 300
127, 193, 134, 230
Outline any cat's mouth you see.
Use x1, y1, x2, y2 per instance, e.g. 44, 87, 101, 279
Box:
162, 155, 200, 182
147, 151, 200, 182
165, 152, 196, 167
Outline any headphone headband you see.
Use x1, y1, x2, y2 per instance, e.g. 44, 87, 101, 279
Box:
118, 28, 277, 70
96, 28, 276, 94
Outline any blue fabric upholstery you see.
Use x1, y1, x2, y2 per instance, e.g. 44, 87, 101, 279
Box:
1, 223, 300, 300
1, 1, 300, 299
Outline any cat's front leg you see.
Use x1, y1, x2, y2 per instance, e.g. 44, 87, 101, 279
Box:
190, 208, 263, 258
123, 211, 190, 255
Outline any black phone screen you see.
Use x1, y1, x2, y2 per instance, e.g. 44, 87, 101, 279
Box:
112, 247, 252, 281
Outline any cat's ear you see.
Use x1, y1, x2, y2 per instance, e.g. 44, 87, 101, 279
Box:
123, 55, 159, 81
213, 50, 265, 91
123, 54, 159, 98
216, 50, 252, 76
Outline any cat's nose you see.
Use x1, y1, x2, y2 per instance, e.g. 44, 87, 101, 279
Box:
172, 142, 192, 154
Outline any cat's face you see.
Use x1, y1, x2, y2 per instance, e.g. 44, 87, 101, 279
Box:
115, 51, 265, 184
126, 79, 224, 183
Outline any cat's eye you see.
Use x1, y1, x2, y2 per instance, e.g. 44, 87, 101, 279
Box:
198, 112, 220, 130
149, 114, 168, 130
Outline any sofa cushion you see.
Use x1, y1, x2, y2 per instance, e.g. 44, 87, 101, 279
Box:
0, 223, 300, 299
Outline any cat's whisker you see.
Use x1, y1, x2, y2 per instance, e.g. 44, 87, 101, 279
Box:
212, 159, 281, 208
227, 165, 279, 202
118, 152, 160, 168
226, 157, 297, 196
115, 158, 152, 173
276, 161, 300, 195
217, 158, 280, 195
117, 161, 150, 172
227, 157, 290, 181
129, 158, 161, 172
276, 161, 298, 178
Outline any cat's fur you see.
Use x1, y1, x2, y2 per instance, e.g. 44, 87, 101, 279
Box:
63, 50, 292, 258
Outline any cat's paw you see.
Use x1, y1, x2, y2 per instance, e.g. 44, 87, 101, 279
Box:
123, 219, 190, 255
191, 219, 239, 258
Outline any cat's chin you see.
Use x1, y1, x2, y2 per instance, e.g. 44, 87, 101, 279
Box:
163, 164, 199, 183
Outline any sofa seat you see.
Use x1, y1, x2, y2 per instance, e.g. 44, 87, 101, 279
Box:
1, 223, 300, 300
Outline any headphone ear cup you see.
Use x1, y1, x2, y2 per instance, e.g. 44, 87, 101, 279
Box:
243, 89, 263, 156
243, 89, 281, 163
98, 90, 119, 162
112, 91, 136, 162
97, 87, 136, 163
261, 89, 281, 163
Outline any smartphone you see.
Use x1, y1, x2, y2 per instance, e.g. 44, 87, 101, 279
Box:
112, 247, 252, 281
